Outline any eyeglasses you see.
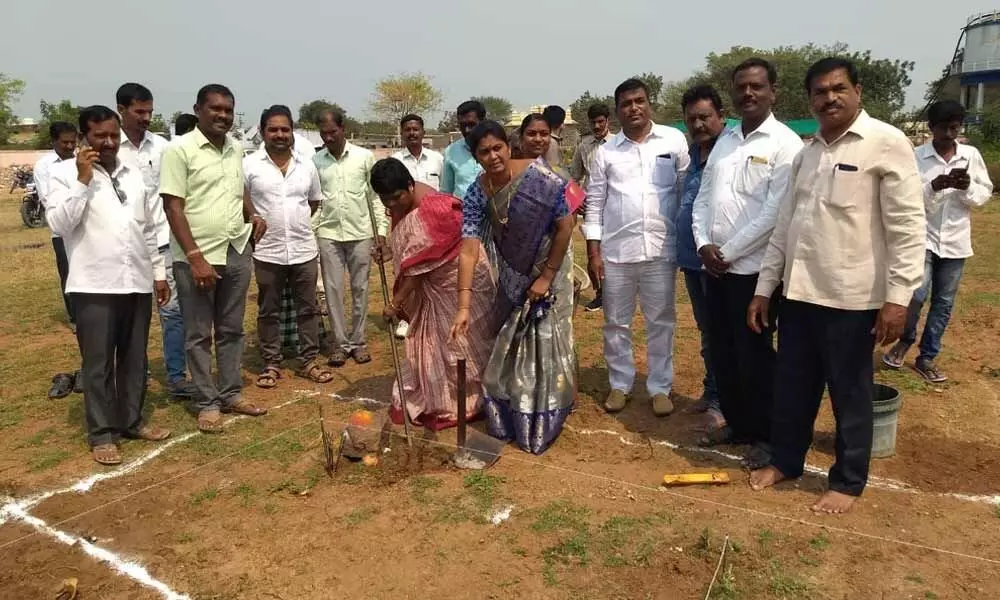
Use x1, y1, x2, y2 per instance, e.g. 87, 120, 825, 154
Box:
110, 175, 127, 204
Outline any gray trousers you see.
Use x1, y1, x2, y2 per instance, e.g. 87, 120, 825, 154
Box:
174, 244, 252, 412
317, 238, 372, 352
255, 257, 320, 365
73, 292, 152, 447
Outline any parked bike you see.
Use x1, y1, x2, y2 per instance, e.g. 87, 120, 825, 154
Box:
9, 166, 45, 228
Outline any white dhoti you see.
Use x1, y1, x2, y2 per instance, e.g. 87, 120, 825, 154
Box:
602, 259, 677, 396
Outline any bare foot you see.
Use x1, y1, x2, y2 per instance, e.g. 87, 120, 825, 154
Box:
810, 490, 857, 514
749, 465, 787, 491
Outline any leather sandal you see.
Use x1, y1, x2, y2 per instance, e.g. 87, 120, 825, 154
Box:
297, 358, 334, 383
198, 409, 224, 434
133, 425, 171, 441
256, 365, 281, 389
92, 443, 121, 465
222, 399, 268, 417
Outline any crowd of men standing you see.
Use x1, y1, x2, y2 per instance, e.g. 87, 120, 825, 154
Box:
30, 55, 992, 514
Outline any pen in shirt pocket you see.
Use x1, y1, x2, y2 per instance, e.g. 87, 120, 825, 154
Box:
834, 163, 859, 173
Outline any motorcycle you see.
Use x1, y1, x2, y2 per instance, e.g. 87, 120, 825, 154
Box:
9, 166, 45, 228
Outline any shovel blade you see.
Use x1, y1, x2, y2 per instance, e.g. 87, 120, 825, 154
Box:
453, 429, 504, 469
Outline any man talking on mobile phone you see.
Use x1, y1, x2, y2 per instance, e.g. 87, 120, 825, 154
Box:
46, 106, 171, 465
160, 84, 269, 434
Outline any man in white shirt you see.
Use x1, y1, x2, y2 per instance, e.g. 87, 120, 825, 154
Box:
33, 121, 79, 331
391, 113, 443, 340
692, 58, 803, 462
585, 78, 690, 417
393, 114, 443, 190
46, 106, 171, 466
245, 105, 333, 388
747, 58, 925, 514
883, 100, 993, 382
116, 82, 194, 398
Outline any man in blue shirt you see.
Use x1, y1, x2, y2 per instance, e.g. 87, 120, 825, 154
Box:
675, 85, 728, 433
440, 100, 485, 200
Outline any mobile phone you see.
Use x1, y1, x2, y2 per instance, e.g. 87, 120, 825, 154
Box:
949, 167, 967, 177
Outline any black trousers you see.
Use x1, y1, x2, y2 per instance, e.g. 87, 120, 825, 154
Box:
73, 293, 152, 447
254, 258, 320, 365
705, 273, 778, 444
52, 237, 75, 324
770, 300, 877, 496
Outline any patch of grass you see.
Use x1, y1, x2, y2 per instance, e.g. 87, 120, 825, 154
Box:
876, 368, 929, 394
432, 495, 474, 524
176, 531, 195, 544
596, 516, 657, 568
905, 574, 925, 585
808, 532, 830, 550
343, 506, 379, 527
541, 530, 590, 586
235, 483, 256, 508
29, 448, 71, 472
994, 504, 1000, 519
0, 408, 22, 430
757, 529, 775, 547
531, 500, 589, 533
267, 467, 322, 496
262, 501, 278, 515
797, 552, 821, 567
511, 546, 528, 557
967, 291, 1000, 307
240, 434, 305, 465
694, 527, 712, 555
187, 434, 228, 457
20, 429, 57, 448
769, 572, 811, 596
190, 486, 219, 506
409, 475, 442, 504
710, 564, 738, 600
463, 471, 505, 509
924, 592, 939, 600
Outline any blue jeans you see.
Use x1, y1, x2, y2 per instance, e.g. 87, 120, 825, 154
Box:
682, 268, 719, 408
158, 246, 187, 384
901, 250, 965, 362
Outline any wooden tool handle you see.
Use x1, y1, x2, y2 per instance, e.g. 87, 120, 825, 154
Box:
456, 359, 467, 448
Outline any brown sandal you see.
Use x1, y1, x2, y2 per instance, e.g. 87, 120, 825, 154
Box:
222, 399, 268, 416
297, 359, 334, 383
198, 409, 224, 434
92, 443, 121, 465
352, 347, 372, 364
133, 425, 171, 441
256, 366, 281, 389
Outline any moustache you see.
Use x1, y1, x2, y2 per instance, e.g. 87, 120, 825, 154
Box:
822, 103, 842, 112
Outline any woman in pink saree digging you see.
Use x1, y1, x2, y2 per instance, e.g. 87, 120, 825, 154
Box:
370, 158, 496, 430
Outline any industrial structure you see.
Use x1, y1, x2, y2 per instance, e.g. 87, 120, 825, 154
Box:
946, 10, 1000, 117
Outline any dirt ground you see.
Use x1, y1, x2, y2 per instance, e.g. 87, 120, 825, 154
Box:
0, 193, 998, 600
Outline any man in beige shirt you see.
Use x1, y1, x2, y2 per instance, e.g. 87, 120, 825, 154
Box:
746, 58, 925, 514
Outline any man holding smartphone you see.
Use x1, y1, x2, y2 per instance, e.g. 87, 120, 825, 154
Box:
883, 101, 993, 382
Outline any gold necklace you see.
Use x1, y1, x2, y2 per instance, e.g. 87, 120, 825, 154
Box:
485, 168, 513, 225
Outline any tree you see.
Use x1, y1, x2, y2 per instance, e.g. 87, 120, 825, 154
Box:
659, 44, 914, 125
149, 113, 167, 133
369, 72, 443, 124
472, 95, 513, 124
436, 113, 458, 133
0, 73, 26, 145
297, 99, 363, 134
35, 99, 82, 147
298, 99, 345, 129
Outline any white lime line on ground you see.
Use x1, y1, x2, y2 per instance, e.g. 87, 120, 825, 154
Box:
566, 426, 1000, 506
0, 502, 190, 600
0, 392, 314, 598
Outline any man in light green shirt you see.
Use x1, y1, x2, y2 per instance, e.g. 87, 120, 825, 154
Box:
312, 109, 388, 366
161, 83, 268, 433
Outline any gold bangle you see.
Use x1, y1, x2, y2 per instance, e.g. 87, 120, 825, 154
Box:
185, 248, 201, 258
458, 287, 472, 292
458, 304, 470, 311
